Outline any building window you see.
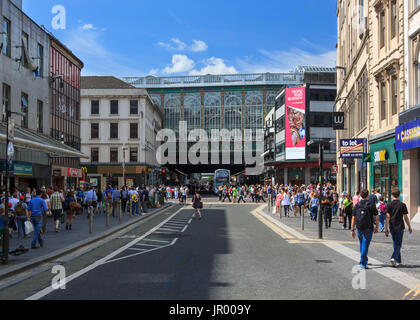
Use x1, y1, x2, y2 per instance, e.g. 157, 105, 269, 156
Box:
110, 100, 118, 114
417, 50, 420, 104
380, 11, 385, 49
110, 148, 118, 163
391, 75, 398, 115
110, 123, 118, 139
91, 123, 99, 139
391, 1, 397, 39
91, 100, 99, 114
130, 100, 138, 115
2, 18, 11, 57
381, 82, 387, 120
21, 92, 28, 128
130, 123, 138, 139
348, 89, 356, 137
129, 148, 138, 162
37, 100, 43, 133
2, 84, 10, 117
357, 68, 368, 130
22, 32, 29, 68
37, 44, 43, 77
91, 148, 99, 162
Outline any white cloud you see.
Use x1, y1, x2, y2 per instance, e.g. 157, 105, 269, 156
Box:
148, 68, 159, 76
163, 54, 195, 74
236, 48, 336, 73
80, 24, 97, 31
63, 30, 146, 77
157, 38, 208, 52
190, 40, 208, 52
189, 57, 237, 75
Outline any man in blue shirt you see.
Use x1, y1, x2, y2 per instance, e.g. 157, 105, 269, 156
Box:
111, 186, 121, 218
84, 186, 98, 218
27, 189, 48, 249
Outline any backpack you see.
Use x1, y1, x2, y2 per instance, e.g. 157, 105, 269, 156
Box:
63, 199, 70, 211
378, 202, 387, 214
354, 201, 373, 230
15, 202, 26, 217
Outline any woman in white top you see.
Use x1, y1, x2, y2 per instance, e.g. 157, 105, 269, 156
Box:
282, 190, 291, 217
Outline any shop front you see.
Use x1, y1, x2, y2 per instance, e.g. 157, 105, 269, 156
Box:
369, 136, 402, 203
395, 116, 420, 219
51, 166, 82, 190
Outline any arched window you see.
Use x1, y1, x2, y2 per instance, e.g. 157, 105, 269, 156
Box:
164, 94, 181, 133
224, 92, 242, 133
183, 93, 201, 132
245, 91, 263, 132
203, 92, 221, 133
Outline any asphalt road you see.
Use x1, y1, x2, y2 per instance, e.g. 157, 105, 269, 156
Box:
0, 203, 416, 300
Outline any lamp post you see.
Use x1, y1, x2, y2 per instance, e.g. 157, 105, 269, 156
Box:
2, 110, 25, 264
122, 146, 128, 187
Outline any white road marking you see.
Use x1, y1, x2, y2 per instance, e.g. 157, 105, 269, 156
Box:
159, 227, 181, 232
165, 222, 186, 226
25, 207, 185, 300
134, 243, 160, 247
142, 238, 170, 244
128, 248, 147, 252
255, 205, 420, 292
103, 238, 178, 265
181, 225, 188, 233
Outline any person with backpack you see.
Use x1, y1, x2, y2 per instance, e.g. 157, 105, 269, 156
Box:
377, 196, 387, 232
351, 189, 379, 269
296, 189, 306, 217
121, 186, 128, 214
384, 189, 413, 268
131, 188, 140, 216
63, 191, 76, 230
15, 196, 28, 239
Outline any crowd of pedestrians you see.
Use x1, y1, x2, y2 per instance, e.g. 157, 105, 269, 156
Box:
0, 184, 168, 251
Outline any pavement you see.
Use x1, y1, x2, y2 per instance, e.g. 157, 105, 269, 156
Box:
1, 202, 418, 300
0, 202, 172, 280
261, 203, 420, 282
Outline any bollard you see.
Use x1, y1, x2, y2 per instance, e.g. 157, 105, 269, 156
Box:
119, 200, 122, 222
106, 201, 110, 227
89, 206, 94, 234
301, 205, 304, 231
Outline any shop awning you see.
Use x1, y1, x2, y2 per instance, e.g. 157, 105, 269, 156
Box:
0, 123, 88, 159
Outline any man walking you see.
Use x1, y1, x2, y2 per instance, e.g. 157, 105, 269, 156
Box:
111, 186, 121, 218
121, 186, 128, 214
50, 186, 64, 232
84, 186, 98, 219
385, 189, 413, 267
27, 190, 48, 249
351, 189, 379, 269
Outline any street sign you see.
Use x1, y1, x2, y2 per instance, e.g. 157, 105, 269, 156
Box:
7, 142, 14, 168
333, 112, 345, 130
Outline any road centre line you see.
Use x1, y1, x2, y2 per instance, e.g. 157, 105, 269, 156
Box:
25, 207, 185, 300
254, 205, 420, 293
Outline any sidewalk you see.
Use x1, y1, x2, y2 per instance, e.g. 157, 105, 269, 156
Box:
260, 204, 420, 281
0, 203, 172, 279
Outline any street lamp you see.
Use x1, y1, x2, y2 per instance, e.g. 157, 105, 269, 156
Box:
2, 109, 25, 264
122, 146, 128, 187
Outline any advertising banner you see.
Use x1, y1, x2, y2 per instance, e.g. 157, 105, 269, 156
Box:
340, 139, 366, 158
285, 87, 306, 160
395, 118, 420, 151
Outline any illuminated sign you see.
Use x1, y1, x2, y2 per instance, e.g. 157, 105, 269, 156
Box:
285, 87, 306, 160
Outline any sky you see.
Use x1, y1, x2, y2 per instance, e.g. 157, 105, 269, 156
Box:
22, 0, 338, 77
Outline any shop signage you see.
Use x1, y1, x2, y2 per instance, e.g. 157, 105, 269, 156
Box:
395, 118, 420, 151
68, 168, 79, 177
340, 139, 366, 158
333, 112, 345, 130
89, 178, 98, 187
374, 150, 388, 162
53, 169, 61, 177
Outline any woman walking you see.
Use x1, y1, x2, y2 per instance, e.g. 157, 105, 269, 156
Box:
282, 190, 291, 217
64, 191, 76, 230
310, 193, 320, 221
192, 191, 203, 220
342, 194, 353, 230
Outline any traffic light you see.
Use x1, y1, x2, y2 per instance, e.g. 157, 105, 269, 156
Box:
162, 169, 166, 174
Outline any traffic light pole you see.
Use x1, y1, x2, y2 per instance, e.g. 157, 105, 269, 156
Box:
2, 110, 11, 264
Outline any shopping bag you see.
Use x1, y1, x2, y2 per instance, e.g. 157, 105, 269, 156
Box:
60, 213, 66, 224
24, 221, 34, 234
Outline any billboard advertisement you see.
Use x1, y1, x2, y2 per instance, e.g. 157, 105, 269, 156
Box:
285, 87, 306, 160
340, 139, 366, 158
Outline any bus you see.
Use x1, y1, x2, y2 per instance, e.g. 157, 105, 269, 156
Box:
214, 169, 231, 193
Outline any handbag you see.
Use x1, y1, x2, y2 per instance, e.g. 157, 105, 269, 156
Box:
24, 220, 34, 234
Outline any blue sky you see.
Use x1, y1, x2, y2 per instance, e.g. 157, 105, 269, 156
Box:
23, 0, 338, 77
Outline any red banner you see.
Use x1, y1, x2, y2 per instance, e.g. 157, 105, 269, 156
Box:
67, 168, 79, 177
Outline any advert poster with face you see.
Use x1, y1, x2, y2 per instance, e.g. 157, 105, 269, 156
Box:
285, 87, 306, 160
